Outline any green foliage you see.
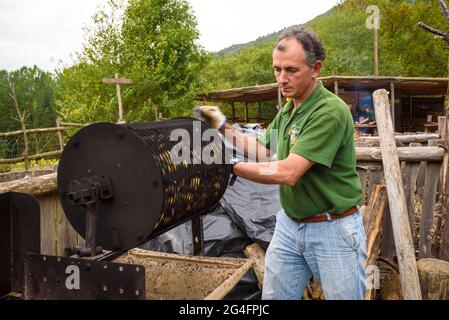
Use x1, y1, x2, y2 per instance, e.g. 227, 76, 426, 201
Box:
0, 66, 58, 159
201, 0, 449, 93
56, 0, 209, 123
0, 66, 56, 132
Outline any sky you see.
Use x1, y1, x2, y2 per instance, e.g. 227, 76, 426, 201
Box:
0, 0, 340, 72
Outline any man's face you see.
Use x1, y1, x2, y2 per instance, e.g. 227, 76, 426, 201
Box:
272, 38, 321, 102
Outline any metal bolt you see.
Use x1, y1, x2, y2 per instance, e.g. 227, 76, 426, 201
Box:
119, 288, 124, 295
103, 285, 108, 292
135, 290, 140, 296
119, 266, 123, 272
136, 267, 140, 272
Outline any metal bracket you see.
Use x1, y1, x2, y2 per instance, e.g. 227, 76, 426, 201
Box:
66, 176, 114, 257
191, 215, 204, 256
24, 253, 146, 300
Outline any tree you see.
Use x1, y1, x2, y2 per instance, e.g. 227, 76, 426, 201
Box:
56, 0, 208, 123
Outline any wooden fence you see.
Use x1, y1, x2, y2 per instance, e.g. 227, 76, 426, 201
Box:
0, 119, 87, 166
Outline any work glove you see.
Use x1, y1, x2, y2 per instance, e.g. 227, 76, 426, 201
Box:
195, 106, 227, 129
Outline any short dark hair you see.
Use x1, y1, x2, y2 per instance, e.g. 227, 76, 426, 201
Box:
275, 27, 326, 68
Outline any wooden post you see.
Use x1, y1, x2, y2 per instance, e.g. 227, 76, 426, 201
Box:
363, 184, 388, 300
417, 258, 449, 299
115, 73, 123, 123
390, 82, 395, 132
439, 115, 449, 260
374, 28, 379, 76
372, 89, 422, 300
55, 117, 64, 151
418, 139, 441, 259
9, 84, 30, 170
101, 74, 132, 124
334, 81, 339, 95
403, 142, 422, 240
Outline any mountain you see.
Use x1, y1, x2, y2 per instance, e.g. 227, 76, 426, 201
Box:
214, 8, 334, 58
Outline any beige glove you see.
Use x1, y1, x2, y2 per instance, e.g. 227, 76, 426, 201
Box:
197, 106, 227, 129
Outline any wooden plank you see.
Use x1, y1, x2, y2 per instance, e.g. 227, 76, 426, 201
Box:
37, 194, 57, 255
372, 89, 422, 299
101, 77, 132, 85
0, 150, 62, 164
363, 185, 388, 300
204, 259, 253, 300
359, 133, 439, 145
418, 161, 441, 258
0, 126, 67, 137
356, 146, 444, 162
403, 142, 422, 240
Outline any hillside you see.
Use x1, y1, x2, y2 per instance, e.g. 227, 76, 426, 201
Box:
203, 0, 449, 94
215, 8, 334, 58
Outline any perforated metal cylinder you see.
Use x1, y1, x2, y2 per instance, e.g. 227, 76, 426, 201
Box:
57, 118, 231, 251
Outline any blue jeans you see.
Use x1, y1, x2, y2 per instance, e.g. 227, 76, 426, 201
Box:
262, 209, 367, 300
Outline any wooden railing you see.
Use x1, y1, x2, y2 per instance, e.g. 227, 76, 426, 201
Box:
0, 119, 88, 165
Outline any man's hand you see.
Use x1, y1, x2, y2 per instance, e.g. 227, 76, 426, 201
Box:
197, 106, 227, 129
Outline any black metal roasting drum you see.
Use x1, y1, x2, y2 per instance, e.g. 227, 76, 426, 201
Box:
57, 118, 231, 252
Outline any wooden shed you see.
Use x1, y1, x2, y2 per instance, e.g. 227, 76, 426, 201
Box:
197, 76, 448, 133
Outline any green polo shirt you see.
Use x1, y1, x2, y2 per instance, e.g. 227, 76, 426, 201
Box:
261, 81, 362, 219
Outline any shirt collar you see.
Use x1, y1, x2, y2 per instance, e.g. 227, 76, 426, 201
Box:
281, 81, 323, 116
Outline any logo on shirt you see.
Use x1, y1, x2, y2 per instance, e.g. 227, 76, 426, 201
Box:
288, 125, 300, 145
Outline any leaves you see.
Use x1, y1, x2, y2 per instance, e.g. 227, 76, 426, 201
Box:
56, 0, 208, 123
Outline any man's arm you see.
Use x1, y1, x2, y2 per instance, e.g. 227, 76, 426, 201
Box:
219, 123, 274, 161
232, 152, 314, 187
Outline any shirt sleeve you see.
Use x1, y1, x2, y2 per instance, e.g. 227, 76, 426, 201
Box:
290, 114, 344, 168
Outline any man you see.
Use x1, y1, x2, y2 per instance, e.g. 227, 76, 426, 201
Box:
198, 27, 366, 300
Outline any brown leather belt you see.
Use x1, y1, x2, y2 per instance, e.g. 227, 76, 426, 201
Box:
289, 206, 358, 224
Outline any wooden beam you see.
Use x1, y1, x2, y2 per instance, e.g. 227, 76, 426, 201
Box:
204, 259, 253, 300
55, 117, 64, 151
356, 146, 444, 162
0, 173, 57, 196
359, 133, 440, 145
418, 139, 441, 259
372, 89, 422, 300
101, 77, 132, 85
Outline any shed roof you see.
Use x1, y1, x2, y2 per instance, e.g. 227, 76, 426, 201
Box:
197, 76, 449, 103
